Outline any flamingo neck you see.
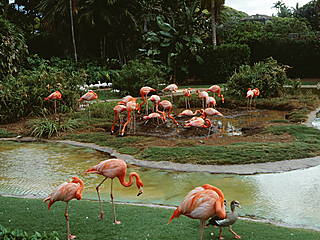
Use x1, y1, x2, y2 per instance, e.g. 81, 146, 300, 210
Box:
203, 119, 211, 128
118, 172, 142, 188
75, 179, 84, 200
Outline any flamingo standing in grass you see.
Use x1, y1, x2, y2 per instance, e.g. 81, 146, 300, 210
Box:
206, 85, 224, 103
148, 95, 161, 112
183, 88, 192, 109
163, 84, 178, 102
44, 90, 62, 115
158, 100, 178, 125
85, 158, 144, 224
79, 90, 98, 118
44, 177, 84, 240
168, 184, 226, 240
121, 99, 138, 136
111, 104, 127, 135
139, 87, 156, 114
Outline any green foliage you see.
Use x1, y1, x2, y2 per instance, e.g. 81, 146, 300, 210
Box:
28, 118, 81, 138
0, 56, 87, 123
0, 129, 15, 138
0, 17, 28, 77
112, 59, 167, 96
0, 224, 59, 240
227, 57, 288, 98
294, 0, 320, 31
190, 43, 250, 84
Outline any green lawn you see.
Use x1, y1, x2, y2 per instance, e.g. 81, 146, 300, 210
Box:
0, 196, 319, 240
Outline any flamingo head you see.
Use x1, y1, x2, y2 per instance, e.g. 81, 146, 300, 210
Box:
137, 181, 144, 196
247, 88, 251, 91
71, 177, 82, 183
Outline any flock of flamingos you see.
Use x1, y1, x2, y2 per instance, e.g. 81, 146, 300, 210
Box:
43, 84, 260, 240
44, 84, 260, 137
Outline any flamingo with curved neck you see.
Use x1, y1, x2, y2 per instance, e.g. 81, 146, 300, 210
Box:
85, 158, 144, 224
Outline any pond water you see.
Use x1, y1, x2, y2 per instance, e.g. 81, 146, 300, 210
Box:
0, 141, 320, 230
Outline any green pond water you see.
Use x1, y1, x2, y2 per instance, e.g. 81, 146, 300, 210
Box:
0, 141, 320, 230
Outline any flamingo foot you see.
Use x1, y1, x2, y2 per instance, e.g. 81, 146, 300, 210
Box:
113, 220, 121, 224
234, 235, 241, 239
68, 234, 76, 239
99, 211, 105, 220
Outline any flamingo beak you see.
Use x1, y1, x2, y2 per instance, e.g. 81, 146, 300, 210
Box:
137, 187, 143, 196
237, 204, 242, 209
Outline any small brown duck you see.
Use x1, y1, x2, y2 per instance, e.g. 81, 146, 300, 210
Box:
207, 200, 241, 239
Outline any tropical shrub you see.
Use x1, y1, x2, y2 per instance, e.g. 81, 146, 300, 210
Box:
0, 17, 28, 77
112, 59, 167, 96
28, 118, 81, 138
190, 43, 250, 84
227, 57, 288, 98
0, 57, 87, 123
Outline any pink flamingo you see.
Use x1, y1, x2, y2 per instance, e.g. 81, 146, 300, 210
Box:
196, 90, 209, 109
44, 177, 84, 240
44, 90, 62, 115
143, 112, 165, 125
246, 88, 254, 109
183, 88, 192, 109
206, 85, 224, 103
85, 158, 144, 224
184, 117, 212, 128
139, 87, 156, 114
206, 96, 216, 108
158, 100, 178, 125
199, 108, 223, 118
118, 95, 134, 105
121, 99, 139, 136
148, 95, 161, 112
168, 184, 226, 240
111, 104, 127, 135
178, 109, 196, 117
163, 84, 178, 102
79, 90, 98, 102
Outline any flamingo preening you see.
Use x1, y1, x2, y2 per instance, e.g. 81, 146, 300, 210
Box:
143, 112, 165, 125
246, 88, 254, 110
183, 88, 192, 109
199, 108, 223, 118
178, 109, 196, 117
158, 100, 178, 125
44, 90, 62, 115
111, 104, 127, 135
206, 96, 216, 108
44, 177, 84, 240
168, 184, 226, 240
85, 158, 144, 224
139, 87, 156, 114
206, 85, 224, 104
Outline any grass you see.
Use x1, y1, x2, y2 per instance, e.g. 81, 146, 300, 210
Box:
0, 196, 319, 240
0, 128, 16, 138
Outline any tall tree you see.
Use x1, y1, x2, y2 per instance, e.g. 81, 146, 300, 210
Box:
200, 0, 225, 46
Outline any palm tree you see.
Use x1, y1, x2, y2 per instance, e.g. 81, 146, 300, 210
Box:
201, 0, 225, 46
37, 0, 78, 62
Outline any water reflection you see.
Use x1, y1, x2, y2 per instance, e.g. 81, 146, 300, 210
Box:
0, 141, 319, 230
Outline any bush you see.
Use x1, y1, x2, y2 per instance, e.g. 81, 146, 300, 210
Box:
190, 44, 250, 84
112, 59, 167, 96
227, 57, 288, 98
0, 224, 59, 240
0, 17, 28, 78
28, 118, 81, 138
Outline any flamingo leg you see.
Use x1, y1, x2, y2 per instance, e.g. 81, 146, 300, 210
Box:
64, 202, 76, 240
54, 100, 57, 116
121, 111, 132, 136
228, 226, 241, 239
96, 177, 108, 219
111, 112, 119, 134
199, 219, 205, 240
146, 97, 149, 115
110, 179, 121, 224
185, 97, 187, 109
218, 227, 224, 240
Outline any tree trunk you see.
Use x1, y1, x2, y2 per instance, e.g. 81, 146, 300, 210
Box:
211, 0, 217, 46
69, 0, 78, 62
